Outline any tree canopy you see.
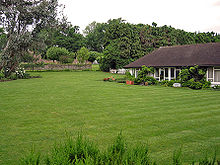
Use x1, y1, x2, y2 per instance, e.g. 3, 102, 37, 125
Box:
1, 8, 220, 76
0, 0, 62, 77
94, 18, 220, 71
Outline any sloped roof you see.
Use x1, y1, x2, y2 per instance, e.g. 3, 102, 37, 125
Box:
124, 42, 220, 68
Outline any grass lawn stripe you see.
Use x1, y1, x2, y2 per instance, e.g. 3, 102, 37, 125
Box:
0, 71, 219, 164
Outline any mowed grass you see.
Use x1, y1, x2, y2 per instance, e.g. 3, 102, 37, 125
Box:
0, 71, 220, 164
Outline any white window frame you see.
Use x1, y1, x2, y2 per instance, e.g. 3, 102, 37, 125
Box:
207, 67, 214, 82
214, 67, 220, 83
154, 68, 160, 80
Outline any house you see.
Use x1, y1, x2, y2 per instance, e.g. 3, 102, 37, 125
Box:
124, 42, 220, 85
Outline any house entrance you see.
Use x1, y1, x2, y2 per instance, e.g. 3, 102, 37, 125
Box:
160, 69, 164, 81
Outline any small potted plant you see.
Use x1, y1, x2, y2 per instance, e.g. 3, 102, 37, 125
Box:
125, 71, 135, 85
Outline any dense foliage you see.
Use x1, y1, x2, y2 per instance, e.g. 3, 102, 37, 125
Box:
0, 28, 6, 52
51, 26, 85, 53
84, 18, 220, 71
46, 47, 71, 61
76, 47, 90, 64
135, 65, 155, 84
1, 8, 220, 77
20, 133, 218, 165
179, 65, 211, 89
0, 0, 62, 78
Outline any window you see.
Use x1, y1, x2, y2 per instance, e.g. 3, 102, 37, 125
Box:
160, 70, 164, 80
214, 70, 220, 82
165, 68, 168, 77
155, 68, 159, 77
171, 68, 175, 78
208, 68, 213, 78
176, 69, 181, 79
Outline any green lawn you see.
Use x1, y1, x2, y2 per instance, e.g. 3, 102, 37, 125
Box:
0, 71, 220, 164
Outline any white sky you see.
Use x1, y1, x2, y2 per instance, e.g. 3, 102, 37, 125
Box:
59, 0, 220, 33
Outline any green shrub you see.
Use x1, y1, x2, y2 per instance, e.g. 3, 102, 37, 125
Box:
8, 73, 18, 80
197, 150, 217, 165
0, 70, 4, 79
172, 148, 182, 165
212, 85, 220, 90
20, 149, 40, 165
188, 78, 203, 90
135, 66, 155, 85
88, 51, 103, 63
142, 76, 157, 85
125, 71, 135, 81
160, 80, 181, 87
99, 58, 111, 72
126, 145, 150, 165
179, 66, 210, 89
59, 56, 74, 64
20, 133, 151, 165
46, 47, 70, 61
15, 68, 30, 79
160, 80, 170, 87
77, 47, 90, 64
202, 81, 211, 89
46, 134, 99, 165
21, 53, 35, 63
0, 68, 31, 81
20, 133, 219, 165
59, 52, 76, 64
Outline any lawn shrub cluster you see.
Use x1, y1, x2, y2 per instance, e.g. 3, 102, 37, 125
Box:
137, 76, 157, 85
46, 47, 75, 64
20, 133, 219, 165
179, 66, 211, 89
0, 67, 41, 81
0, 67, 31, 81
135, 66, 155, 85
125, 65, 211, 89
212, 85, 220, 90
124, 66, 157, 85
160, 80, 181, 87
103, 65, 212, 90
20, 133, 151, 165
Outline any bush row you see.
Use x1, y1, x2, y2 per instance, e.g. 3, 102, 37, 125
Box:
0, 68, 41, 81
20, 133, 219, 165
123, 66, 212, 90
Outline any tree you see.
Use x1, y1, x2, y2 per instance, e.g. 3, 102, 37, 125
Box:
77, 47, 89, 64
52, 25, 85, 53
0, 0, 62, 77
84, 22, 105, 52
100, 18, 143, 71
83, 18, 220, 72
0, 28, 6, 52
88, 51, 103, 63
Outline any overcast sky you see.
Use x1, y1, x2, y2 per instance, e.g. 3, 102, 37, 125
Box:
59, 0, 220, 33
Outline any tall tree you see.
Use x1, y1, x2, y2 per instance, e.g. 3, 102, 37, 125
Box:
84, 21, 105, 52
0, 0, 62, 77
52, 25, 85, 53
0, 28, 7, 52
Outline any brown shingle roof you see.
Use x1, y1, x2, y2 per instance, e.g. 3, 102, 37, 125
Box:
124, 42, 220, 68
